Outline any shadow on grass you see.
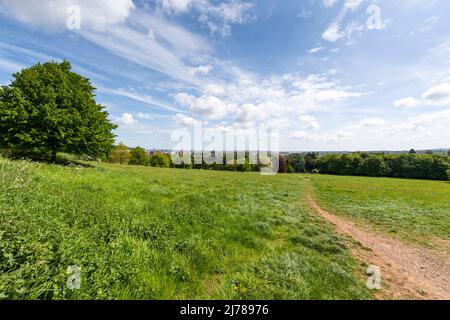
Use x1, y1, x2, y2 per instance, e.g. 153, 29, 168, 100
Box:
3, 153, 94, 168
52, 157, 94, 168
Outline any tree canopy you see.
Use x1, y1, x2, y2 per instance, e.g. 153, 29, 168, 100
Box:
0, 61, 117, 161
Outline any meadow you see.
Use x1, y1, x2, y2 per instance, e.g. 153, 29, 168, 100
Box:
0, 157, 371, 300
309, 174, 450, 247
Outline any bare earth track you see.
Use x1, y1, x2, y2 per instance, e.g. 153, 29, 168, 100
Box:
304, 178, 450, 300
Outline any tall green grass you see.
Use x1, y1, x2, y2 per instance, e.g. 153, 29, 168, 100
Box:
309, 174, 450, 246
0, 157, 370, 300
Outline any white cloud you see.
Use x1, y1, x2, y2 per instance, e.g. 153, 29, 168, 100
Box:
137, 112, 154, 120
309, 47, 325, 54
289, 109, 450, 151
173, 113, 196, 127
394, 97, 420, 108
344, 0, 363, 10
0, 58, 25, 73
204, 83, 226, 96
192, 64, 214, 75
323, 0, 339, 8
0, 0, 135, 31
1, 3, 211, 87
175, 93, 236, 120
322, 0, 365, 43
419, 16, 439, 33
159, 0, 193, 13
169, 70, 364, 141
291, 130, 309, 140
322, 24, 343, 42
116, 113, 138, 128
421, 83, 450, 105
80, 21, 206, 86
299, 115, 321, 130
394, 83, 450, 108
158, 0, 254, 36
103, 88, 183, 113
235, 103, 267, 124
360, 118, 387, 126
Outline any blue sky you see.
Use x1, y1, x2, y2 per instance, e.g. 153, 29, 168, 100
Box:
0, 0, 449, 151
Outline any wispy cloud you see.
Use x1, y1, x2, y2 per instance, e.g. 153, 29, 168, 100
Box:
322, 0, 364, 42
101, 87, 184, 113
0, 57, 25, 72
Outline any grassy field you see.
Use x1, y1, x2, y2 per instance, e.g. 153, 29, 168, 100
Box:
309, 174, 450, 247
0, 157, 371, 300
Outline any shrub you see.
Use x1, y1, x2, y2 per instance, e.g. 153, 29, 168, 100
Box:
128, 147, 149, 166
150, 153, 171, 168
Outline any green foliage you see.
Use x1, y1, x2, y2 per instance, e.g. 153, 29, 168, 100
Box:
109, 143, 131, 164
287, 165, 295, 173
304, 152, 318, 172
236, 160, 252, 172
315, 153, 450, 180
149, 153, 171, 168
129, 147, 149, 166
0, 61, 117, 161
0, 157, 370, 300
288, 153, 306, 173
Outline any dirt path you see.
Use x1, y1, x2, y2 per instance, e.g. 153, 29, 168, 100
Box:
304, 178, 450, 300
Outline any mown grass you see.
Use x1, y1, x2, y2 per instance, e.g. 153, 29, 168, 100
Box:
0, 157, 371, 300
309, 174, 450, 246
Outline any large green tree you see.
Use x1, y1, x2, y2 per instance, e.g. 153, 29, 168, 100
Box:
0, 61, 117, 161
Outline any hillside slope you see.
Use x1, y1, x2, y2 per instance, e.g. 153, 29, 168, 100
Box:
0, 158, 370, 300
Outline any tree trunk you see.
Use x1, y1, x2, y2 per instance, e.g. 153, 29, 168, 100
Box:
50, 151, 57, 163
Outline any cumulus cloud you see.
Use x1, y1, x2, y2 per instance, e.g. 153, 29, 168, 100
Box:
394, 82, 450, 108
170, 70, 364, 140
322, 24, 343, 42
174, 93, 236, 120
191, 64, 214, 75
116, 113, 138, 128
299, 115, 320, 130
394, 97, 420, 108
0, 0, 135, 31
421, 83, 450, 105
137, 112, 154, 120
290, 109, 450, 151
173, 113, 196, 127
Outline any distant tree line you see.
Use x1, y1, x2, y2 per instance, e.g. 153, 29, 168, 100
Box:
110, 143, 269, 172
314, 153, 450, 181
110, 144, 450, 180
110, 143, 172, 168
